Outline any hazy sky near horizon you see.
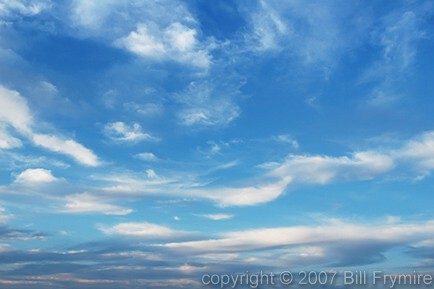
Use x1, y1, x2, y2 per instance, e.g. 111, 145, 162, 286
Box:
1, 0, 434, 288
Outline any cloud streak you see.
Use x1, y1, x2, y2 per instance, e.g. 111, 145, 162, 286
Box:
0, 85, 100, 166
104, 122, 158, 143
62, 193, 132, 215
99, 222, 186, 239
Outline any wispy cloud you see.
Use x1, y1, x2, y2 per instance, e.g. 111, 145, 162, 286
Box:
362, 4, 430, 106
0, 124, 22, 149
98, 222, 186, 239
270, 151, 394, 185
32, 134, 100, 167
0, 85, 100, 166
176, 81, 240, 127
91, 130, 434, 207
104, 122, 158, 143
241, 0, 364, 65
0, 207, 12, 224
273, 134, 299, 149
0, 226, 45, 241
0, 85, 33, 133
116, 22, 212, 68
63, 193, 132, 216
163, 218, 434, 266
195, 214, 234, 221
135, 152, 160, 162
69, 0, 213, 68
0, 0, 52, 17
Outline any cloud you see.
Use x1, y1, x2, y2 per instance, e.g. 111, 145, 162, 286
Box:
63, 193, 132, 215
95, 168, 291, 207
0, 226, 45, 241
99, 222, 184, 239
0, 0, 51, 17
92, 130, 434, 207
195, 214, 234, 221
0, 208, 11, 224
379, 11, 425, 72
362, 6, 429, 106
176, 81, 240, 127
32, 134, 99, 166
163, 218, 434, 265
135, 152, 160, 162
194, 177, 292, 207
146, 169, 158, 179
69, 0, 120, 30
242, 0, 363, 64
104, 122, 158, 143
93, 150, 394, 207
246, 0, 288, 51
0, 85, 33, 132
0, 85, 100, 166
269, 131, 434, 183
116, 22, 212, 68
69, 0, 192, 34
271, 151, 395, 185
124, 102, 162, 117
15, 168, 58, 183
0, 125, 22, 149
69, 0, 213, 68
274, 134, 299, 149
395, 131, 434, 176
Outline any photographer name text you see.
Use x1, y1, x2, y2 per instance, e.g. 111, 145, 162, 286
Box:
201, 270, 433, 288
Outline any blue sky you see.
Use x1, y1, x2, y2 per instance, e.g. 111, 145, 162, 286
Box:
1, 0, 434, 288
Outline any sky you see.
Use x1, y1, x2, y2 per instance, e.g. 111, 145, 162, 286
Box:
1, 0, 434, 288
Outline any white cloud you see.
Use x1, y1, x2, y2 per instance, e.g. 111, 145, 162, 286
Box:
271, 151, 395, 185
396, 131, 434, 173
93, 151, 393, 207
362, 7, 428, 106
0, 85, 33, 132
146, 169, 158, 179
0, 0, 51, 17
274, 134, 299, 149
124, 102, 162, 117
195, 177, 292, 207
99, 222, 183, 239
96, 169, 291, 207
117, 23, 166, 58
117, 22, 212, 68
93, 131, 434, 207
196, 214, 234, 221
380, 11, 425, 71
0, 207, 11, 224
243, 0, 360, 64
0, 125, 22, 149
0, 85, 100, 166
70, 0, 120, 30
177, 81, 240, 127
63, 193, 132, 215
69, 0, 191, 33
135, 152, 160, 162
0, 243, 10, 252
163, 218, 434, 255
69, 0, 214, 67
15, 168, 58, 183
248, 0, 288, 51
104, 122, 158, 143
268, 131, 434, 184
32, 134, 99, 166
